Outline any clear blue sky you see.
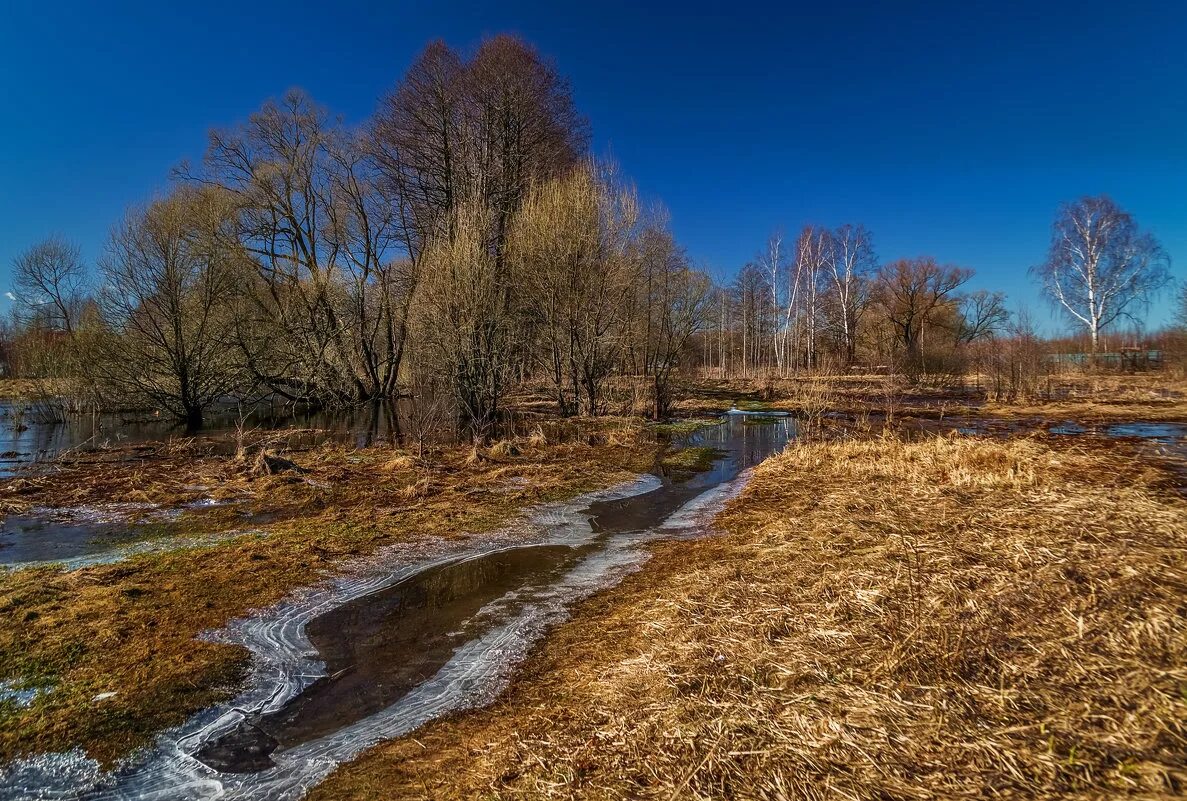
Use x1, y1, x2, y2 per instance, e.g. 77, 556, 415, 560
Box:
2, 0, 1184, 331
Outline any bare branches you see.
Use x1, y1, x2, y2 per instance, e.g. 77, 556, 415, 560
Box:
97, 186, 244, 427
1031, 195, 1170, 352
876, 257, 973, 368
12, 236, 87, 336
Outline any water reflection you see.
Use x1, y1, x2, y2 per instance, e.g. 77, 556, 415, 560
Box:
0, 400, 430, 475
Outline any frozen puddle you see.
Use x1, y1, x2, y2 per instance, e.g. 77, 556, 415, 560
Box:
0, 414, 793, 801
0, 501, 250, 571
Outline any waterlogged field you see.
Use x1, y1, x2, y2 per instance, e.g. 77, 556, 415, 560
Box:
0, 376, 1185, 800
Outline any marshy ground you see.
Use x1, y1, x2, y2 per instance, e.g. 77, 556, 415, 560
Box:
0, 420, 659, 766
1, 373, 1185, 799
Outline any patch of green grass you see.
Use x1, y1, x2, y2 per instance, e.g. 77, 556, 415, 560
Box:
735, 399, 773, 411
742, 415, 783, 425
650, 418, 720, 437
661, 446, 723, 475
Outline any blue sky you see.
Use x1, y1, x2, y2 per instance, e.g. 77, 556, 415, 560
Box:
2, 0, 1184, 331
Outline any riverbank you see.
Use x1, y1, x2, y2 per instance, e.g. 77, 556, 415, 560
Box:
313, 432, 1187, 799
0, 422, 660, 765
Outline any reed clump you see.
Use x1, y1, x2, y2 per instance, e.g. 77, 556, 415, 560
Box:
314, 433, 1187, 800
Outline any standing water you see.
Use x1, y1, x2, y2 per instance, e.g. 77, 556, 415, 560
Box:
0, 413, 794, 801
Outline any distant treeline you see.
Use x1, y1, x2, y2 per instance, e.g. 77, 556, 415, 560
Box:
5, 36, 1183, 433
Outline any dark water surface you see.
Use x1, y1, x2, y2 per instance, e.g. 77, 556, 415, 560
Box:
0, 512, 149, 567
0, 400, 445, 476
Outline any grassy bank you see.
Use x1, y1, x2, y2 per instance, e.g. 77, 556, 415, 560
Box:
0, 425, 660, 765
314, 433, 1187, 799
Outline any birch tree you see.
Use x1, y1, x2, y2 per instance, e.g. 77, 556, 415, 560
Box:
759, 232, 787, 372
1031, 195, 1170, 353
825, 224, 876, 364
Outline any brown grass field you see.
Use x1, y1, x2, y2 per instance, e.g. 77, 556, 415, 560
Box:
313, 433, 1187, 800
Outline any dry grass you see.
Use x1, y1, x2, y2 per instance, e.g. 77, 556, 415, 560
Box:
313, 434, 1187, 800
0, 426, 659, 765
0, 378, 75, 400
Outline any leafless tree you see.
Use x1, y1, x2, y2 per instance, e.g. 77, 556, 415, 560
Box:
877, 257, 972, 366
508, 161, 638, 415
1031, 195, 1170, 353
12, 236, 87, 336
98, 186, 243, 428
824, 224, 877, 364
413, 201, 510, 440
758, 232, 787, 372
370, 40, 468, 263
791, 226, 830, 370
188, 90, 408, 405
955, 290, 1009, 344
644, 235, 711, 417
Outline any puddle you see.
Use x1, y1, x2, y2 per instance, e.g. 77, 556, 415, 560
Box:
0, 414, 792, 800
0, 512, 153, 567
0, 501, 252, 571
1105, 422, 1187, 443
1048, 421, 1187, 443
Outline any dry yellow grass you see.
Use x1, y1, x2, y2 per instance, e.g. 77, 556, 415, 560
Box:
314, 434, 1187, 800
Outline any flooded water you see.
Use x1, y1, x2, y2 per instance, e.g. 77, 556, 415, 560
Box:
0, 400, 447, 476
0, 499, 262, 571
0, 414, 794, 800
0, 510, 152, 567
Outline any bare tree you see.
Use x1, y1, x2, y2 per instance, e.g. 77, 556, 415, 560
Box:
12, 236, 87, 336
370, 40, 468, 263
825, 224, 877, 364
508, 161, 638, 415
877, 258, 972, 366
1031, 195, 1170, 353
955, 290, 1009, 344
413, 201, 510, 440
791, 226, 830, 370
644, 236, 710, 417
188, 90, 410, 405
98, 187, 243, 428
758, 232, 787, 372
466, 34, 590, 255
